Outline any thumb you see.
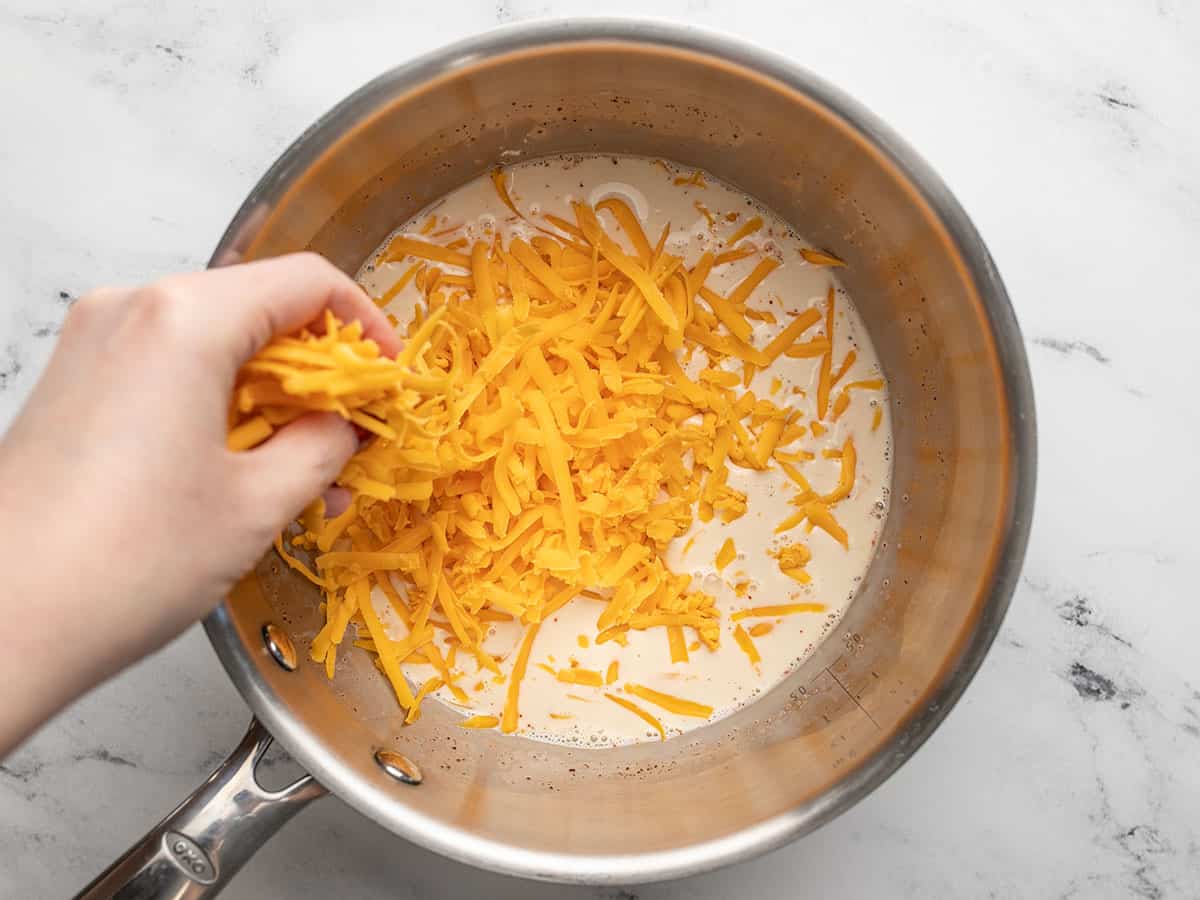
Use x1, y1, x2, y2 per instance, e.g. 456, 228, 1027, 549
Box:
239, 412, 357, 531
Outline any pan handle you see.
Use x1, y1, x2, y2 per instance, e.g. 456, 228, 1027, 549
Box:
73, 719, 327, 899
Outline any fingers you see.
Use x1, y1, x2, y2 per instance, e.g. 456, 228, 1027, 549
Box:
163, 252, 401, 366
321, 486, 353, 518
238, 412, 358, 532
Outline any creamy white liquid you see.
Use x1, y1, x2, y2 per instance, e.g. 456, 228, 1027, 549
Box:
358, 155, 891, 746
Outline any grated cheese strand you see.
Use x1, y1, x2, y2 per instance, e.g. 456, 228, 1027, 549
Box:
667, 625, 689, 664
459, 715, 501, 729
556, 667, 604, 687
730, 603, 827, 621
502, 623, 540, 734
732, 625, 761, 666
822, 438, 857, 504
725, 215, 763, 247
491, 168, 524, 219
816, 287, 835, 420
605, 660, 619, 685
800, 247, 846, 267
605, 693, 666, 740
715, 537, 737, 572
624, 683, 714, 718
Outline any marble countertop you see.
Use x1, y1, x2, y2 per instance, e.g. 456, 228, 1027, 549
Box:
2, 1, 1198, 897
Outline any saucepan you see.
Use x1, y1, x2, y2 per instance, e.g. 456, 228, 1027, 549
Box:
76, 18, 1035, 898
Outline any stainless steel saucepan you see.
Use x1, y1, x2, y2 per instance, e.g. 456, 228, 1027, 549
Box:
76, 19, 1035, 898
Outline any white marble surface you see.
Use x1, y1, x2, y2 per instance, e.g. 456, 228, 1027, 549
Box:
2, 0, 1199, 897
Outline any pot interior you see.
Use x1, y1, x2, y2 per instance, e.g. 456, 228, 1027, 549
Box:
212, 27, 1028, 881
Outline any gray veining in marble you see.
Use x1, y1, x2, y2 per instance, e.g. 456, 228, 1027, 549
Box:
2, 0, 1198, 897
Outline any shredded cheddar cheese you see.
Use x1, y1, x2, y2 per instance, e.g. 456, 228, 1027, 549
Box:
726, 216, 763, 247
502, 623, 539, 733
731, 603, 827, 621
800, 247, 846, 267
459, 715, 500, 729
227, 415, 273, 451
673, 170, 707, 188
605, 693, 665, 740
715, 538, 737, 572
667, 625, 689, 664
625, 683, 714, 718
771, 542, 813, 584
228, 179, 879, 736
556, 667, 604, 687
491, 168, 523, 219
816, 288, 836, 421
733, 624, 761, 666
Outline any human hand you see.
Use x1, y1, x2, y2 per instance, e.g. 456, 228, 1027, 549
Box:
0, 253, 397, 754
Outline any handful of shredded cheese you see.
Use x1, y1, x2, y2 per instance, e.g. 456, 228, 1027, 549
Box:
227, 188, 867, 736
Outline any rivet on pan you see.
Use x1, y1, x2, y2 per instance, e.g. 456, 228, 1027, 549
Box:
375, 749, 423, 785
262, 623, 297, 671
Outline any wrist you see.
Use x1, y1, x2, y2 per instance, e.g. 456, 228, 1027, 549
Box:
0, 454, 127, 754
